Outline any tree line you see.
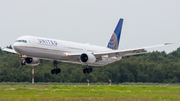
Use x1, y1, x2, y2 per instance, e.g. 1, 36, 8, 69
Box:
0, 47, 180, 83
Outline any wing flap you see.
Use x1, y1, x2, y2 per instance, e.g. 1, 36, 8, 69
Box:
94, 48, 145, 58
122, 52, 150, 57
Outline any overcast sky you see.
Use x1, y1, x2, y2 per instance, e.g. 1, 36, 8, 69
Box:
0, 0, 179, 53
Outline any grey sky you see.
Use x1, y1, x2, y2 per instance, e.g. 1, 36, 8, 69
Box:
0, 0, 179, 53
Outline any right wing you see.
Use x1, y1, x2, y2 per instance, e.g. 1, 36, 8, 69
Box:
2, 48, 17, 54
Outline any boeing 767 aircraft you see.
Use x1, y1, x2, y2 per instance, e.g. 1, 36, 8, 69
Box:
2, 18, 172, 74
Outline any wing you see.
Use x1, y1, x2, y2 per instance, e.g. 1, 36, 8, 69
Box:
2, 48, 17, 54
67, 43, 174, 62
94, 43, 174, 58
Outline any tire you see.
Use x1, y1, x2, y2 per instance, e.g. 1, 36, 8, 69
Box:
55, 69, 58, 74
83, 69, 86, 74
87, 69, 90, 74
51, 69, 54, 74
58, 68, 61, 73
90, 67, 93, 72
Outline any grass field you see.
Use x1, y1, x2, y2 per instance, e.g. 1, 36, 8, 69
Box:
0, 85, 180, 101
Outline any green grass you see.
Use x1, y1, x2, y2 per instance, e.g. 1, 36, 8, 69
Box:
0, 85, 180, 101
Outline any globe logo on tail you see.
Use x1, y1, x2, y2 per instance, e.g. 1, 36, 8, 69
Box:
107, 33, 118, 50
106, 18, 123, 50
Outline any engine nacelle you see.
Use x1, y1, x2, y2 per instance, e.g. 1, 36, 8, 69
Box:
79, 53, 96, 64
24, 57, 41, 66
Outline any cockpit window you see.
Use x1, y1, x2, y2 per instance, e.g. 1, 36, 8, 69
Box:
15, 40, 27, 43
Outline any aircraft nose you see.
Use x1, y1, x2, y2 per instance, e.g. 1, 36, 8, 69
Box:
13, 42, 20, 50
13, 42, 18, 47
14, 46, 27, 54
13, 42, 26, 54
13, 46, 21, 53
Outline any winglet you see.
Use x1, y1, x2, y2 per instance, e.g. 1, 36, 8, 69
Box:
107, 18, 123, 50
164, 42, 177, 45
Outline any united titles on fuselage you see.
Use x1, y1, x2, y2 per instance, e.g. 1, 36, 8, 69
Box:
37, 38, 58, 45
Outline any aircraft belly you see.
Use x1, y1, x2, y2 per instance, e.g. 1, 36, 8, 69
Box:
90, 57, 121, 66
24, 47, 64, 60
60, 57, 121, 66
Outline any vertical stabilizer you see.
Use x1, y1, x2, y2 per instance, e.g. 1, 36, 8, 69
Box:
107, 18, 123, 50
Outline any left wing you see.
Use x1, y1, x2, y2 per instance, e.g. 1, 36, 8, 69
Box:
94, 43, 173, 58
67, 43, 174, 61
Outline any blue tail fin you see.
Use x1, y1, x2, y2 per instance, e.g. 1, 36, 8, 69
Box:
107, 18, 123, 50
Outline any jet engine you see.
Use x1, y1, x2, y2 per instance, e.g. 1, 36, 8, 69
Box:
80, 53, 96, 64
23, 57, 41, 66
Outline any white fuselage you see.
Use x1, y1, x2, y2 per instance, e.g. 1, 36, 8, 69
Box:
13, 36, 121, 66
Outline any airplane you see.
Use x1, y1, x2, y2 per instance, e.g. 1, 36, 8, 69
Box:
2, 18, 173, 74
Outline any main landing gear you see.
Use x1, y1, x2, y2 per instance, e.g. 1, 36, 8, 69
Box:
21, 58, 26, 66
21, 61, 26, 66
51, 61, 61, 74
83, 65, 93, 74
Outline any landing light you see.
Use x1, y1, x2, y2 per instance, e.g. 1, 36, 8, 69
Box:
65, 53, 69, 56
20, 55, 26, 58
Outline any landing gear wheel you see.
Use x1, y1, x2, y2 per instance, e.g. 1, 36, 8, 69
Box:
90, 67, 93, 72
83, 69, 86, 74
51, 69, 54, 74
83, 66, 93, 74
57, 68, 61, 73
87, 68, 90, 74
51, 61, 61, 74
55, 70, 58, 74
